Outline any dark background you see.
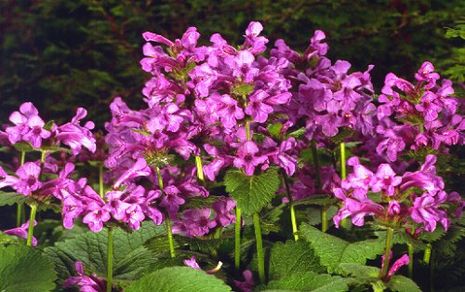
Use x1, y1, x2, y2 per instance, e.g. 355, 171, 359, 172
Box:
1, 0, 464, 127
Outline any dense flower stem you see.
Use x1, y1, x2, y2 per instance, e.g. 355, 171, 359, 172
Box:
26, 203, 37, 247
424, 243, 432, 265
106, 227, 114, 292
339, 142, 347, 179
379, 227, 394, 280
165, 218, 176, 258
253, 212, 265, 283
156, 166, 176, 258
16, 151, 26, 226
245, 120, 252, 141
195, 155, 205, 182
234, 207, 242, 269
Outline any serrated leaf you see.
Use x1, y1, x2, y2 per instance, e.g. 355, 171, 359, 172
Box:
44, 223, 166, 284
266, 271, 348, 292
269, 240, 325, 280
287, 127, 306, 138
338, 263, 379, 282
300, 223, 385, 273
126, 266, 231, 292
224, 168, 280, 215
387, 275, 421, 292
0, 191, 28, 206
0, 245, 57, 292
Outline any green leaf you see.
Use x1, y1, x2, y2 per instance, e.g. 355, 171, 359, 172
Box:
267, 123, 283, 138
338, 263, 380, 282
13, 141, 34, 152
0, 245, 57, 292
44, 223, 166, 284
224, 168, 280, 215
287, 127, 306, 138
387, 275, 422, 292
126, 266, 231, 292
0, 191, 28, 206
300, 223, 385, 273
266, 271, 348, 292
269, 240, 325, 280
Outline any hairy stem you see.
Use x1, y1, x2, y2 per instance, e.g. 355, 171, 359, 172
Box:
234, 207, 242, 269
26, 203, 37, 247
165, 218, 176, 258
106, 227, 113, 292
379, 227, 394, 280
408, 242, 414, 278
253, 213, 265, 283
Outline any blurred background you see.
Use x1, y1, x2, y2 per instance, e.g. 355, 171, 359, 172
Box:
1, 0, 464, 127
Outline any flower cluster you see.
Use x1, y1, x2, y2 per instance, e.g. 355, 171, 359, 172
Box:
376, 62, 465, 162
333, 155, 462, 232
0, 103, 96, 154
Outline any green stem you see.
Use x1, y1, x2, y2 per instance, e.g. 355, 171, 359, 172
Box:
289, 204, 299, 241
253, 213, 265, 283
281, 172, 298, 240
245, 120, 251, 141
26, 203, 37, 247
424, 243, 432, 265
195, 155, 205, 182
407, 242, 414, 278
106, 228, 114, 292
379, 227, 394, 280
234, 207, 242, 269
165, 218, 176, 258
156, 166, 176, 258
16, 151, 26, 226
321, 206, 328, 233
340, 142, 347, 179
99, 164, 104, 198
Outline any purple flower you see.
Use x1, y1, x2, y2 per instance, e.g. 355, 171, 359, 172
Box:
55, 108, 96, 155
113, 158, 151, 189
380, 252, 409, 281
14, 162, 42, 196
143, 190, 164, 225
233, 141, 268, 176
63, 261, 106, 292
234, 270, 254, 292
174, 208, 217, 237
213, 198, 236, 226
184, 256, 201, 270
5, 102, 51, 148
3, 220, 38, 246
410, 191, 449, 232
371, 164, 402, 196
82, 205, 111, 233
245, 90, 291, 123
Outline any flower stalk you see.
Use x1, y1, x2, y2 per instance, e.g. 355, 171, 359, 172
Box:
106, 227, 114, 292
195, 155, 205, 182
156, 166, 176, 258
234, 207, 242, 269
26, 203, 37, 247
379, 227, 394, 280
16, 151, 26, 226
253, 212, 265, 283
